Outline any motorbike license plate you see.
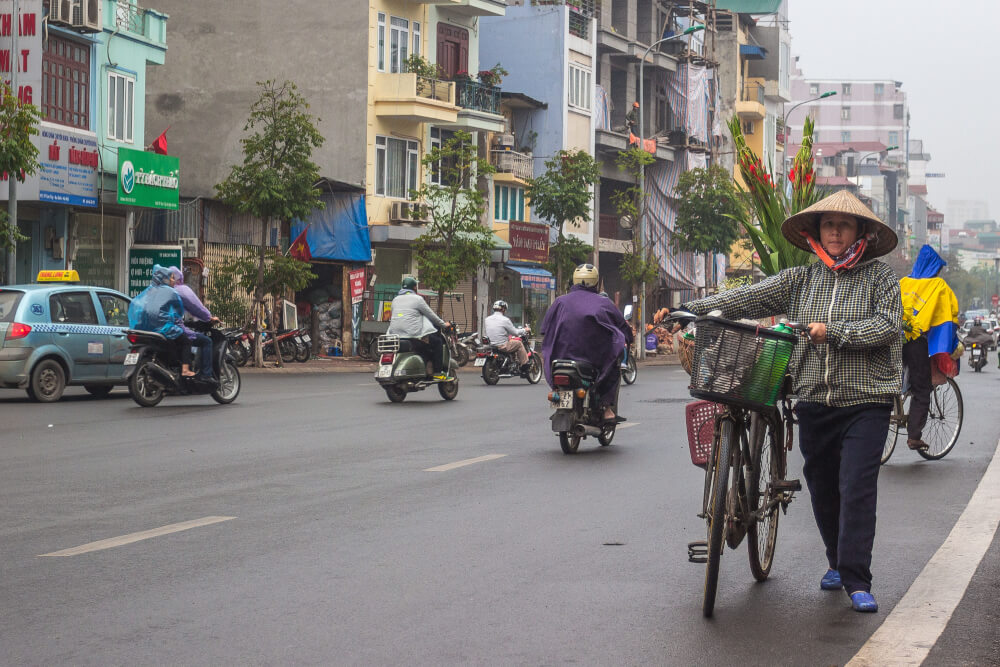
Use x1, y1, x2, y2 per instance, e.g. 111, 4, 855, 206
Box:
474, 357, 486, 367
124, 352, 139, 366
557, 392, 573, 409
377, 365, 392, 378
301, 334, 311, 343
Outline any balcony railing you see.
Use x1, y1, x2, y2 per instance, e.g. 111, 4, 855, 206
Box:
415, 76, 454, 103
491, 149, 533, 181
455, 80, 501, 115
114, 0, 146, 34
741, 82, 765, 103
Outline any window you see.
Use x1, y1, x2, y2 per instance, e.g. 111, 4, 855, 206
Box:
809, 83, 818, 96
389, 17, 409, 73
98, 293, 130, 327
888, 131, 899, 148
375, 135, 419, 198
568, 64, 592, 112
841, 106, 850, 120
874, 82, 884, 97
841, 131, 851, 142
742, 120, 755, 135
494, 185, 525, 222
568, 9, 590, 38
107, 71, 135, 143
430, 127, 463, 186
412, 21, 421, 58
42, 36, 90, 129
842, 83, 851, 96
893, 103, 904, 119
377, 13, 386, 71
49, 292, 98, 325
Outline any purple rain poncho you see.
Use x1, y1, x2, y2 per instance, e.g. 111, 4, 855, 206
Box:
540, 284, 634, 393
127, 264, 185, 339
169, 266, 212, 341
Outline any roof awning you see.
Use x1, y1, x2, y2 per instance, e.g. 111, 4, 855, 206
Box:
509, 265, 554, 290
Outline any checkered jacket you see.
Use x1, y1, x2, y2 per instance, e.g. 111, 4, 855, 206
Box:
683, 260, 903, 407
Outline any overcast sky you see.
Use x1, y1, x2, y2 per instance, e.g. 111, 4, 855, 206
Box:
787, 0, 996, 225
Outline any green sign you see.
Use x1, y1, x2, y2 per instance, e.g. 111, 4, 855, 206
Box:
117, 147, 180, 210
129, 245, 182, 297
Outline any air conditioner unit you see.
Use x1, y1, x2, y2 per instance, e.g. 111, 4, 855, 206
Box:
390, 201, 431, 224
179, 237, 199, 258
80, 0, 103, 33
49, 0, 74, 27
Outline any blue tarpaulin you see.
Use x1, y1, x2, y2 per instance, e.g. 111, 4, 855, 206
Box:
291, 193, 372, 262
509, 265, 555, 290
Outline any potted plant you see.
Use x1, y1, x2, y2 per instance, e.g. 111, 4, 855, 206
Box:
477, 63, 508, 88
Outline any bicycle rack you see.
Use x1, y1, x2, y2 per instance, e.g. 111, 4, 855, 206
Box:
687, 540, 708, 564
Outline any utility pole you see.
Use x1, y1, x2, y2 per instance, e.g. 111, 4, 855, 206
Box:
5, 0, 19, 283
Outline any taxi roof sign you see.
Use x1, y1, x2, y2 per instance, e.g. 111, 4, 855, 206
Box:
36, 270, 80, 282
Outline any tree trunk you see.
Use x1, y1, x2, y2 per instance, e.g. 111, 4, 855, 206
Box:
556, 228, 565, 295
254, 221, 267, 367
271, 292, 283, 367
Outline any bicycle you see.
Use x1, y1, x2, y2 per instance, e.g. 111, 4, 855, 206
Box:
677, 313, 804, 617
881, 373, 963, 464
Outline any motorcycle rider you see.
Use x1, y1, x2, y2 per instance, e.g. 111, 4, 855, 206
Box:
386, 277, 452, 380
965, 317, 992, 361
127, 264, 195, 377
169, 266, 220, 381
484, 300, 531, 375
540, 264, 634, 422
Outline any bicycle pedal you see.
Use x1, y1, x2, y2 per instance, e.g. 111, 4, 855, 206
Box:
687, 540, 708, 563
772, 479, 802, 493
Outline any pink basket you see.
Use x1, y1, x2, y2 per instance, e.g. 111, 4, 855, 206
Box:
685, 400, 724, 468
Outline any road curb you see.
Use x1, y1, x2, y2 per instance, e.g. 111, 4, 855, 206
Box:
238, 355, 681, 375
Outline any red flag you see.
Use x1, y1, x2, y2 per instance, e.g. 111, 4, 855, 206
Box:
150, 129, 168, 155
289, 228, 311, 262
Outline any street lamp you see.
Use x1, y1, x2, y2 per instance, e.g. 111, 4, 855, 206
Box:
994, 256, 999, 314
781, 90, 836, 146
636, 23, 704, 358
854, 145, 899, 176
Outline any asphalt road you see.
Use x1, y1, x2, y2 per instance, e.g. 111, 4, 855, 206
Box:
1, 364, 999, 666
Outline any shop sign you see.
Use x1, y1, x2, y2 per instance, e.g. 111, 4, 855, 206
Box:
0, 1, 42, 104
128, 245, 182, 297
117, 147, 180, 210
520, 273, 555, 290
0, 123, 100, 206
349, 268, 366, 305
509, 221, 549, 263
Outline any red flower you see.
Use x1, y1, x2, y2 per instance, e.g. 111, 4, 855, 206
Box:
805, 173, 813, 184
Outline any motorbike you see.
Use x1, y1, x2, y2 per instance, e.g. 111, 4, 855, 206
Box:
969, 341, 986, 372
546, 358, 618, 454
374, 328, 460, 403
123, 320, 241, 407
476, 328, 543, 385
455, 329, 480, 367
221, 326, 250, 366
446, 326, 472, 367
621, 305, 637, 385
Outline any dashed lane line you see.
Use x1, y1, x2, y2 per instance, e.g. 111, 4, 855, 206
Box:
847, 436, 1000, 666
424, 454, 507, 472
617, 422, 640, 429
38, 516, 236, 557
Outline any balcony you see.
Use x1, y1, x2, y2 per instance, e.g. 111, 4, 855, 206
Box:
411, 0, 505, 16
491, 149, 533, 182
736, 82, 765, 120
436, 80, 505, 133
374, 73, 458, 124
109, 0, 167, 46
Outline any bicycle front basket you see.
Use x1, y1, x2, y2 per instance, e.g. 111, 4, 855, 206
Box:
689, 316, 797, 410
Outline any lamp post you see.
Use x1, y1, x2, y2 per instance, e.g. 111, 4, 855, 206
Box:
637, 23, 704, 358
994, 256, 1000, 314
781, 90, 835, 180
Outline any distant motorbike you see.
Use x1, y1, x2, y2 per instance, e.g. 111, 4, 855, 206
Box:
123, 320, 241, 407
969, 341, 986, 372
455, 329, 480, 367
476, 328, 543, 385
446, 326, 472, 367
374, 328, 460, 403
621, 304, 637, 385
546, 359, 618, 454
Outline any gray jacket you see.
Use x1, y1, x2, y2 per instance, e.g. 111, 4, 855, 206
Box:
386, 290, 446, 338
484, 312, 525, 346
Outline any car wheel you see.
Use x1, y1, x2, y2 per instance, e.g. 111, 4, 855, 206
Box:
29, 359, 66, 403
84, 384, 114, 398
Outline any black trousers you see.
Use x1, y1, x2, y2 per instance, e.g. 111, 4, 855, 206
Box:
795, 401, 891, 594
902, 335, 932, 441
411, 331, 445, 374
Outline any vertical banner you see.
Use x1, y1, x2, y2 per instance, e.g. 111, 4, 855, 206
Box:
0, 1, 43, 103
349, 268, 366, 305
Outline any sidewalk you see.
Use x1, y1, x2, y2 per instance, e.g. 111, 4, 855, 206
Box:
240, 353, 680, 374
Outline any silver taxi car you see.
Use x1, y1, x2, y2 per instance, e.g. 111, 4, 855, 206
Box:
0, 271, 131, 402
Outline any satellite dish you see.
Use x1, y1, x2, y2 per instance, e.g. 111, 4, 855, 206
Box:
619, 215, 635, 230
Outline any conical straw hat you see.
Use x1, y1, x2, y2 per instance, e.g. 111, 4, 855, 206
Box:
781, 189, 898, 260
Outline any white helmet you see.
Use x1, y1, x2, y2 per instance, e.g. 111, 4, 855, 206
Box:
492, 300, 508, 311
572, 263, 600, 288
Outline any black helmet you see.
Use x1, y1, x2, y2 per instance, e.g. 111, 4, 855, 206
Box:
401, 276, 418, 291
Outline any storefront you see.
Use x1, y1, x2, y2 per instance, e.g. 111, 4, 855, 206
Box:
490, 220, 553, 329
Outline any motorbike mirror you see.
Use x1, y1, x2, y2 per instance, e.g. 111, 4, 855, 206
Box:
623, 305, 633, 320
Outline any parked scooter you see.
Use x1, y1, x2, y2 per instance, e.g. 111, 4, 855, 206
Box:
546, 359, 618, 454
123, 320, 241, 407
374, 328, 460, 402
455, 329, 480, 367
476, 327, 543, 385
969, 341, 986, 372
447, 326, 472, 367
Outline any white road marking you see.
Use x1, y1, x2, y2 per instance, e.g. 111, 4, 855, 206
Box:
847, 437, 1000, 666
424, 454, 507, 472
38, 516, 236, 557
617, 422, 640, 430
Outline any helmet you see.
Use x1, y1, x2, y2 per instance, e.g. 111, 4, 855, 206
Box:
492, 300, 508, 311
599, 291, 609, 298
572, 263, 600, 288
401, 276, 418, 291
632, 101, 639, 108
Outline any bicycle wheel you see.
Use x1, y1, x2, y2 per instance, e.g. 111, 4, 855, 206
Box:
881, 395, 904, 465
746, 411, 781, 581
918, 378, 963, 460
704, 417, 734, 618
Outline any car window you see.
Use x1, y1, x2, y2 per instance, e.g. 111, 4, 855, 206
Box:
0, 290, 24, 322
49, 292, 99, 325
98, 293, 130, 327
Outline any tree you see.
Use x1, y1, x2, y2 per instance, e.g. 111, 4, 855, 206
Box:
544, 234, 593, 293
0, 82, 43, 256
527, 150, 601, 293
672, 165, 743, 255
216, 80, 325, 366
610, 147, 658, 298
410, 130, 495, 315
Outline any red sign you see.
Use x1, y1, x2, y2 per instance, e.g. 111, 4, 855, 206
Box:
349, 268, 366, 305
992, 294, 998, 307
508, 220, 549, 264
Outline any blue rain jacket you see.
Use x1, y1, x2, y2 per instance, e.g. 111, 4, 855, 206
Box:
127, 264, 185, 339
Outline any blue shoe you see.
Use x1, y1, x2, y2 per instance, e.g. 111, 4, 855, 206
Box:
821, 569, 842, 590
850, 591, 878, 613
